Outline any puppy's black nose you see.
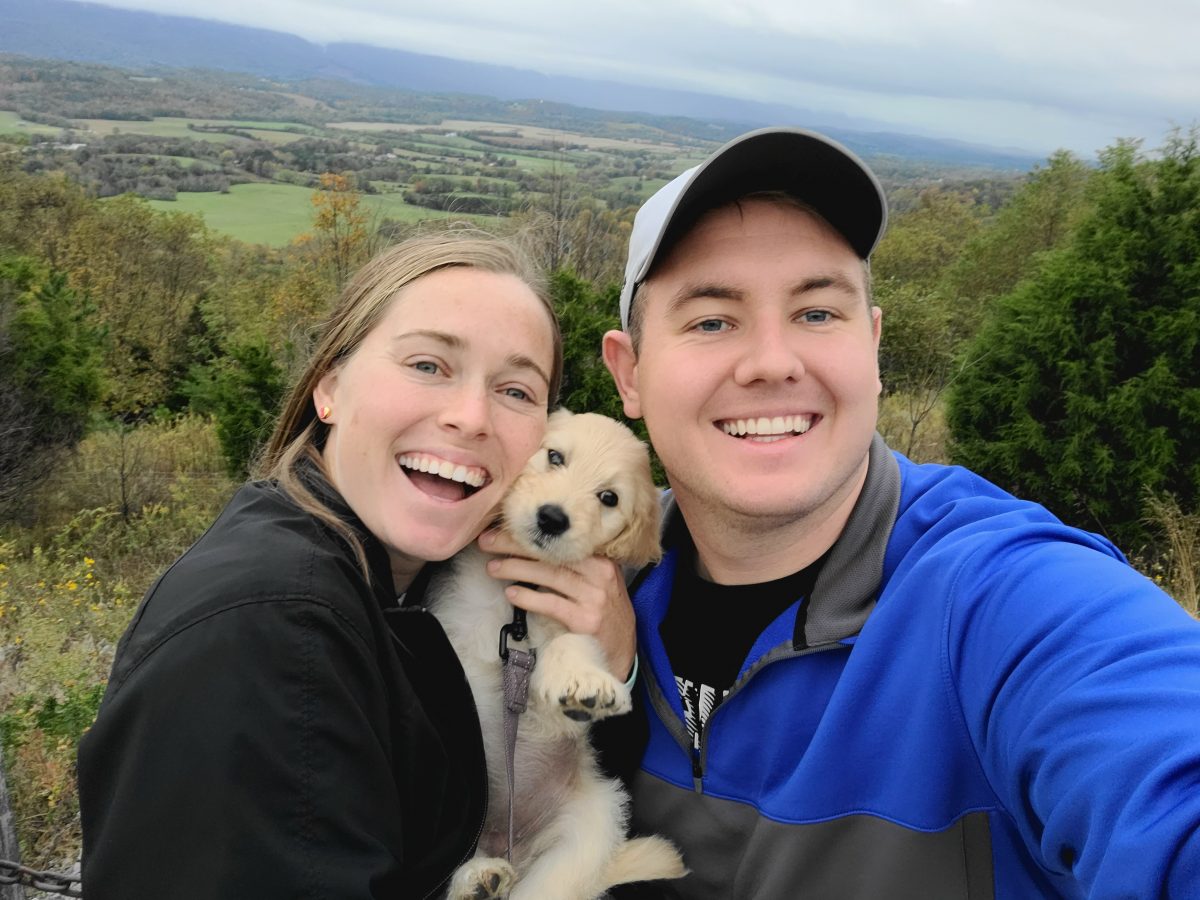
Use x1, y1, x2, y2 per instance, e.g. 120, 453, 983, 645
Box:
536, 504, 570, 537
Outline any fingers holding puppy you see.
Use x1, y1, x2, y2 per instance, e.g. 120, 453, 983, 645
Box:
479, 529, 636, 682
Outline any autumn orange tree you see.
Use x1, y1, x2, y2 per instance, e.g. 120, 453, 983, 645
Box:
308, 172, 372, 287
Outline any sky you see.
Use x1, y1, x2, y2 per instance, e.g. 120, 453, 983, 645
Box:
93, 0, 1199, 157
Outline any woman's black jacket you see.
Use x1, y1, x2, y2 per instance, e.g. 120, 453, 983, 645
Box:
76, 478, 488, 899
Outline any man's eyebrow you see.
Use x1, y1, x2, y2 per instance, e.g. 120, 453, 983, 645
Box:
392, 331, 550, 386
664, 283, 743, 316
796, 273, 862, 296
664, 272, 862, 315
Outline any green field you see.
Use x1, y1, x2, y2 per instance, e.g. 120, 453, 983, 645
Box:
143, 182, 500, 246
0, 110, 60, 136
75, 116, 315, 145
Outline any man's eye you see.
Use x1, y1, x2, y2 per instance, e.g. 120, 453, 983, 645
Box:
803, 310, 832, 323
598, 490, 619, 507
548, 449, 565, 466
695, 319, 727, 333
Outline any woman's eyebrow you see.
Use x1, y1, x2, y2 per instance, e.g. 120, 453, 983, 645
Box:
507, 353, 551, 388
392, 329, 463, 349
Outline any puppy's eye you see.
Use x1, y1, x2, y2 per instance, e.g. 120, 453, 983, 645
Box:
548, 449, 565, 467
598, 490, 619, 508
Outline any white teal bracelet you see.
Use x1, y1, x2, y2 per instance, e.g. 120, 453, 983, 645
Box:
622, 653, 640, 690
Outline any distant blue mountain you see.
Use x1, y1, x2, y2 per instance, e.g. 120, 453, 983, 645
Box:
0, 0, 1042, 169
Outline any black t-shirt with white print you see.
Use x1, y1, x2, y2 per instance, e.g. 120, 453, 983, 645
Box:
658, 543, 827, 749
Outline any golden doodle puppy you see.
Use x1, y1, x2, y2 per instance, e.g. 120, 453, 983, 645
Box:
428, 410, 686, 900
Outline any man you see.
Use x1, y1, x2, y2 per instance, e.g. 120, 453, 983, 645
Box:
599, 127, 1200, 898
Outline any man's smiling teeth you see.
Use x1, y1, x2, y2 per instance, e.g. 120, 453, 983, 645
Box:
397, 454, 488, 488
721, 415, 813, 438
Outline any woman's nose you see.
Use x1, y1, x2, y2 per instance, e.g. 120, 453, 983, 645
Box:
438, 384, 492, 438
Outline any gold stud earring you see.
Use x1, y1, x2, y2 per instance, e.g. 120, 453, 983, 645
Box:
319, 405, 332, 420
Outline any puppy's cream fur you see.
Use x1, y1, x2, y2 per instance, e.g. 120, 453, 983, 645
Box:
428, 410, 685, 900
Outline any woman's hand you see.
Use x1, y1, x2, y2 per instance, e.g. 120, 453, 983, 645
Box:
478, 529, 636, 681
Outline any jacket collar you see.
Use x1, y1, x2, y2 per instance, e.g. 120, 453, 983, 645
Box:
295, 458, 399, 600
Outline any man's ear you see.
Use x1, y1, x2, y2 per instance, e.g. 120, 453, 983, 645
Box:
602, 330, 642, 420
870, 305, 883, 396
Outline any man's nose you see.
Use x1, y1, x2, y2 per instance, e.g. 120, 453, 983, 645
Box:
733, 321, 805, 385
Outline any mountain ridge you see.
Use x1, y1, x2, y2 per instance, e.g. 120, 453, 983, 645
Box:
0, 0, 1042, 169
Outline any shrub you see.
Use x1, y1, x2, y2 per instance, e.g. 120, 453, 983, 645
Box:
948, 131, 1200, 550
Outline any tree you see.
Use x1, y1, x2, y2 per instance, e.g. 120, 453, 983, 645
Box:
871, 189, 982, 456
60, 195, 213, 415
947, 131, 1200, 550
0, 255, 104, 516
0, 163, 91, 268
871, 188, 982, 290
875, 278, 960, 458
184, 342, 285, 478
941, 151, 1094, 337
307, 172, 372, 288
551, 271, 623, 419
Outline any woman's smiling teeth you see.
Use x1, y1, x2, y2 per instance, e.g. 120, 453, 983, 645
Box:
398, 453, 489, 489
720, 415, 814, 441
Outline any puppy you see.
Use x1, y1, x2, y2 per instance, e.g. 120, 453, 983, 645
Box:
427, 409, 686, 900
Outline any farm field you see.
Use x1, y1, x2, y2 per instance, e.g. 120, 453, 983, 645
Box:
0, 109, 59, 136
142, 182, 500, 246
73, 116, 316, 144
329, 118, 688, 153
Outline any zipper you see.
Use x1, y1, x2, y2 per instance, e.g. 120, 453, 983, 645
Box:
673, 639, 850, 794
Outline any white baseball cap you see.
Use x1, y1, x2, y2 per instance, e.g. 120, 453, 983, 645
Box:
619, 126, 888, 330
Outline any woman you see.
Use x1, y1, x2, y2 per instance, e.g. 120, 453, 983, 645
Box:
76, 232, 637, 899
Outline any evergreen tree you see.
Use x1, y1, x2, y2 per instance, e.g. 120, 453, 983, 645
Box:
551, 270, 623, 419
0, 255, 104, 515
947, 131, 1200, 549
184, 342, 285, 478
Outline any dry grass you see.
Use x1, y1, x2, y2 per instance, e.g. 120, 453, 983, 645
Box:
1140, 491, 1200, 617
877, 390, 952, 464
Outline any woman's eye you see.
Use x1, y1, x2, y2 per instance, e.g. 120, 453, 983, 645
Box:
548, 449, 565, 467
412, 360, 440, 375
598, 490, 619, 507
503, 386, 531, 401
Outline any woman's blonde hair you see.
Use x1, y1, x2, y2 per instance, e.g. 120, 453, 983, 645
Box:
258, 230, 563, 579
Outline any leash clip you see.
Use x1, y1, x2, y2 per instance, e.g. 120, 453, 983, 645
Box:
499, 606, 528, 659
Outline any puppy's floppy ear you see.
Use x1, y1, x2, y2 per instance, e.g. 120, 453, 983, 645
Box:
604, 452, 662, 569
546, 407, 574, 430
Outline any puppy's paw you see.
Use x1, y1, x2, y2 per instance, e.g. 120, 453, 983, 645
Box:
447, 856, 516, 900
532, 633, 632, 723
536, 660, 631, 724
561, 665, 631, 722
